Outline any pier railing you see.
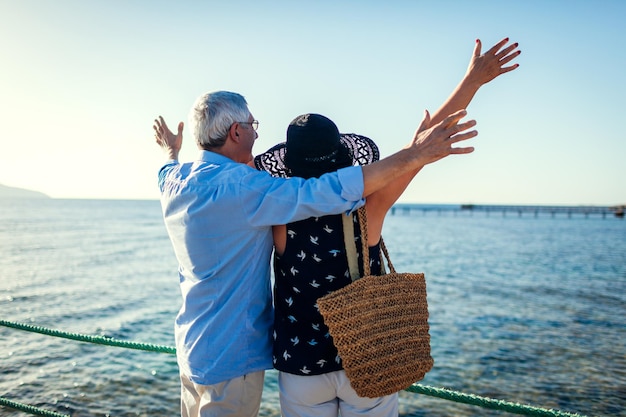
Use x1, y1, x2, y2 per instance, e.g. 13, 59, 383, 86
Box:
1, 319, 587, 417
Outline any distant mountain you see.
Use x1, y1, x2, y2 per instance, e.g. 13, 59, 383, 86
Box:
0, 183, 50, 199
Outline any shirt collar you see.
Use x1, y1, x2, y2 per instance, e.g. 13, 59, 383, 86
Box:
199, 150, 235, 165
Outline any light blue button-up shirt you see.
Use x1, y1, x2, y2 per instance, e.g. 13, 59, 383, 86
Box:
158, 150, 365, 385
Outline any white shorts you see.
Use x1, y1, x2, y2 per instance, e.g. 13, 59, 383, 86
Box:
278, 370, 398, 417
180, 371, 265, 417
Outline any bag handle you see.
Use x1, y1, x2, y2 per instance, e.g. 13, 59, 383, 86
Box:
342, 207, 396, 282
342, 212, 361, 281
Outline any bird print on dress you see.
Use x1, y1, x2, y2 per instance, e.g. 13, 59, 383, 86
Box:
272, 213, 382, 376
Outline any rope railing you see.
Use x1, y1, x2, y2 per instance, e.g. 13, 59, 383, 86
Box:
0, 397, 69, 417
0, 320, 588, 417
405, 384, 585, 417
0, 319, 175, 354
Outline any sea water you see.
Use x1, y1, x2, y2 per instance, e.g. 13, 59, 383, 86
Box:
1, 199, 624, 417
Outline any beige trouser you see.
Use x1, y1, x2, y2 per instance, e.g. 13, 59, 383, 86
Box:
278, 370, 398, 417
180, 371, 265, 417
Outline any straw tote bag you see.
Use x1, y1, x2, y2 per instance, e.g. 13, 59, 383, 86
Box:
317, 207, 433, 398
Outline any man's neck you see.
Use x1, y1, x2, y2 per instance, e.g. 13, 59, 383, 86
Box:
202, 145, 247, 164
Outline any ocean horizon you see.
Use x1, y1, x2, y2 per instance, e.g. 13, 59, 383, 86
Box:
1, 182, 624, 209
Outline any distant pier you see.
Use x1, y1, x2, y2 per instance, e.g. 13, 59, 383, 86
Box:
390, 204, 625, 219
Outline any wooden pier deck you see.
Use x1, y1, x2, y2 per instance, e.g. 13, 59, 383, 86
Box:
390, 204, 625, 219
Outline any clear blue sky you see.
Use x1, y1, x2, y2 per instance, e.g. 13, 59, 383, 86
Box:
1, 0, 624, 205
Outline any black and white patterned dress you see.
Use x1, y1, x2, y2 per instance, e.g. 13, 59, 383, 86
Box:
272, 212, 382, 376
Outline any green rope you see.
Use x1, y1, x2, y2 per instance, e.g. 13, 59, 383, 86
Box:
0, 397, 69, 417
1, 320, 589, 417
406, 384, 587, 417
0, 319, 176, 354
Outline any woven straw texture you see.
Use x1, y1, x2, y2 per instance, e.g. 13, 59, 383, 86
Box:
317, 207, 433, 398
317, 271, 433, 397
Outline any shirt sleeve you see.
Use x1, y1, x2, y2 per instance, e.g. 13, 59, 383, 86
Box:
335, 165, 364, 204
158, 160, 179, 192
241, 165, 365, 228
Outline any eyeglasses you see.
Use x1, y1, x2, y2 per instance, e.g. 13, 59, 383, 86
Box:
237, 120, 259, 131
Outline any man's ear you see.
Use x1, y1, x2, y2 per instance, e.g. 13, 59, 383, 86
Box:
229, 123, 240, 142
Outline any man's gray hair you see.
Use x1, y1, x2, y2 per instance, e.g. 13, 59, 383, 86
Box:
188, 91, 251, 149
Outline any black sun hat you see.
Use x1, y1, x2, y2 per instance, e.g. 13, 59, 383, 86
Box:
254, 113, 380, 179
